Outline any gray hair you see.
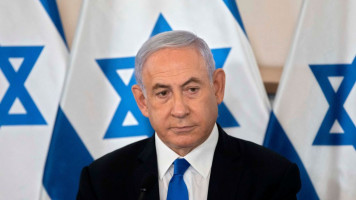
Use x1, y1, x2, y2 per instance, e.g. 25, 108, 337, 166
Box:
134, 30, 215, 91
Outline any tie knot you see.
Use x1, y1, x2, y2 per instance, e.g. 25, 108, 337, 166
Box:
173, 158, 190, 175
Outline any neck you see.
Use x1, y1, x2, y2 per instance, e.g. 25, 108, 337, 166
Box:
171, 147, 194, 157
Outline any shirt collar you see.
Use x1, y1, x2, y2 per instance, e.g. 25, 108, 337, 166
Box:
155, 123, 219, 179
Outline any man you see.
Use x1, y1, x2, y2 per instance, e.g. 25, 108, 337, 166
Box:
77, 30, 301, 200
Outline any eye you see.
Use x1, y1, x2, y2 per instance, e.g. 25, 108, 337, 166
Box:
187, 87, 199, 94
156, 90, 169, 97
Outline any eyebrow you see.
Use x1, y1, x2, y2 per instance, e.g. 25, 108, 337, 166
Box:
151, 77, 202, 91
181, 77, 202, 88
152, 83, 171, 91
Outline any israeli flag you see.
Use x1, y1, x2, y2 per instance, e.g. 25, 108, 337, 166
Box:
0, 0, 67, 199
42, 0, 270, 199
264, 0, 356, 199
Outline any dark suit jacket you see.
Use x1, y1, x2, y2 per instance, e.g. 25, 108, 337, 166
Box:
77, 125, 301, 200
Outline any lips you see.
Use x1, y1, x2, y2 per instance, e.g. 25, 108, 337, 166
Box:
170, 125, 196, 133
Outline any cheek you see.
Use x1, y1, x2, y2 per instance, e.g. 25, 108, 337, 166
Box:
195, 92, 218, 112
196, 94, 219, 123
147, 102, 170, 127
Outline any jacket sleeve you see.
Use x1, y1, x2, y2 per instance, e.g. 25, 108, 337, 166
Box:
77, 166, 98, 200
272, 163, 302, 200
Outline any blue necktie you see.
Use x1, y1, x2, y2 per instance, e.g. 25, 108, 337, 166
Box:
167, 158, 190, 200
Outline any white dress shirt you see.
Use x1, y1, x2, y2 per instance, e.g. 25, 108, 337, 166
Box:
155, 124, 219, 200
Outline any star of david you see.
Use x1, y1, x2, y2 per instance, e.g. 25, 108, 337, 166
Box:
98, 13, 238, 139
0, 46, 47, 126
310, 57, 356, 149
97, 57, 154, 138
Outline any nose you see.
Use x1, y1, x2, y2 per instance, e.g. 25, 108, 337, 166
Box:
171, 93, 189, 118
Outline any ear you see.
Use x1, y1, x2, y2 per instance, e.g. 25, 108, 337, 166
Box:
212, 68, 226, 104
132, 84, 149, 117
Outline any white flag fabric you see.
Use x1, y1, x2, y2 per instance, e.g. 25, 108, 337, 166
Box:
0, 0, 67, 199
42, 0, 270, 199
264, 0, 356, 199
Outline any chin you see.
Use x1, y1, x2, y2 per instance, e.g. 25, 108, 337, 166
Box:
172, 137, 201, 149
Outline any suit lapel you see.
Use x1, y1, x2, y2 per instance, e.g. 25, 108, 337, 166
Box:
208, 125, 244, 200
132, 135, 160, 200
131, 126, 244, 200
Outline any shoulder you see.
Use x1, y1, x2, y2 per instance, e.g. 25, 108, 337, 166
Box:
218, 133, 301, 198
77, 137, 155, 199
218, 125, 294, 169
217, 125, 300, 180
239, 136, 290, 166
226, 133, 296, 171
227, 133, 300, 189
86, 137, 151, 176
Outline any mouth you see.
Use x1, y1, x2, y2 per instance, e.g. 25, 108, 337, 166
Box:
170, 125, 196, 133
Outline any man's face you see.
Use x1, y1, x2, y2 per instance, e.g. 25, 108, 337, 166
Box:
132, 46, 225, 155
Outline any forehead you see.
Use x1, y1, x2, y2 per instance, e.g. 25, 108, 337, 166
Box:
142, 47, 209, 82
